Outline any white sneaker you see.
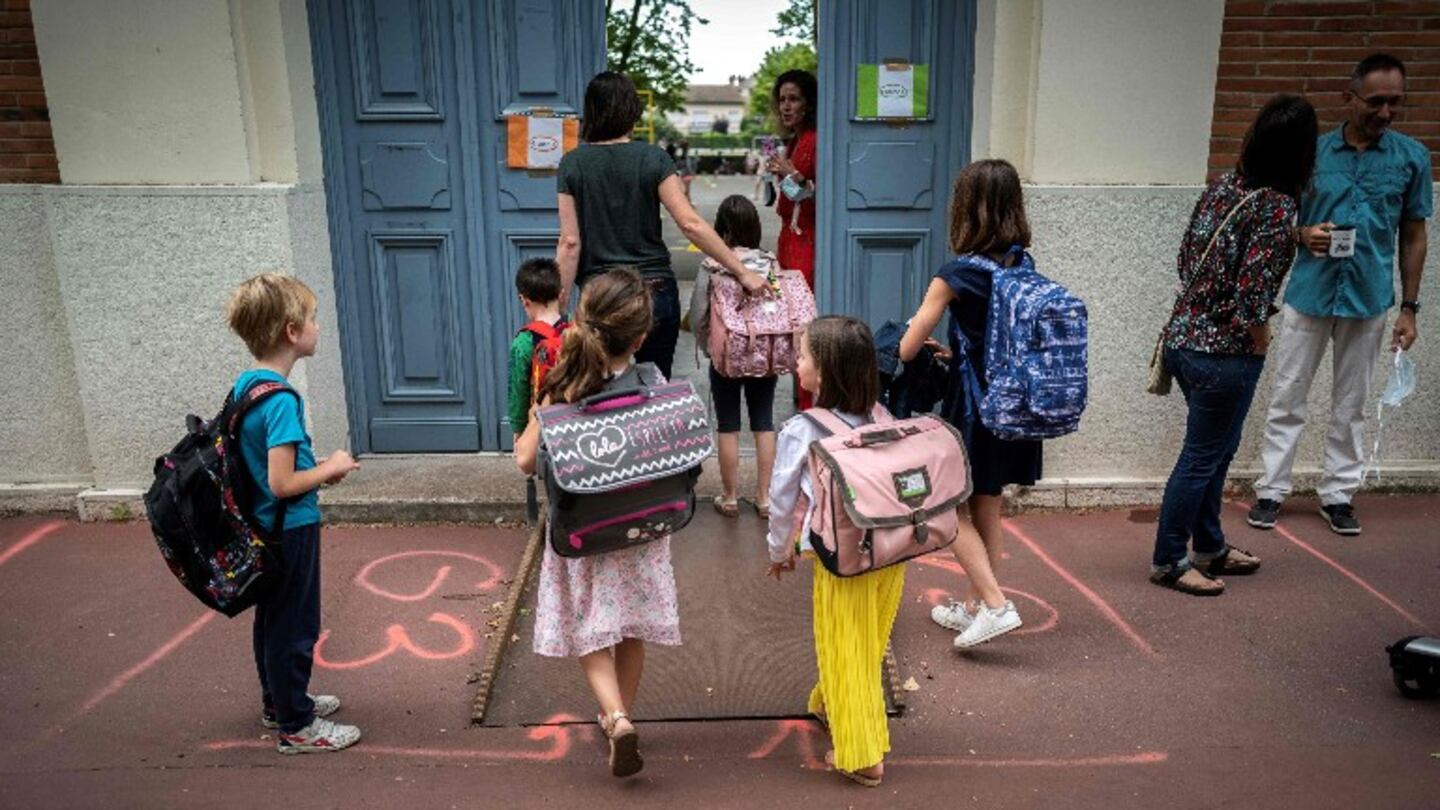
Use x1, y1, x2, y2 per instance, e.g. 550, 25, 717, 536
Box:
931, 600, 975, 632
276, 717, 361, 754
953, 601, 1022, 649
262, 693, 340, 729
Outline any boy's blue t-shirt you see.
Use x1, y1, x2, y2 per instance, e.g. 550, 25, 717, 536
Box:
232, 369, 322, 533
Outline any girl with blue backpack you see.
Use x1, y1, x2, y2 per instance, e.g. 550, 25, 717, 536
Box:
898, 159, 1082, 648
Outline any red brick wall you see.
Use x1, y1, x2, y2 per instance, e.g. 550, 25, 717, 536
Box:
0, 0, 56, 184
1210, 0, 1440, 181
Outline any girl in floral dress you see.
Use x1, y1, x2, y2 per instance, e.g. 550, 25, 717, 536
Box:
513, 268, 681, 778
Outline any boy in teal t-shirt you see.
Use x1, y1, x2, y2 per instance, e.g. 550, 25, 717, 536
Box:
508, 257, 566, 435
226, 272, 362, 754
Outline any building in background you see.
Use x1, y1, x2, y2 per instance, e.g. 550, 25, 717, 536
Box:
666, 78, 750, 134
1, 0, 1435, 513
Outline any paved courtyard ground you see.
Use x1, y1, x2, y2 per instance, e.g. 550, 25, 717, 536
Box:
2, 493, 1438, 808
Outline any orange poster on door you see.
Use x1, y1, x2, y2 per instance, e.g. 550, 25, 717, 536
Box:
506, 116, 579, 170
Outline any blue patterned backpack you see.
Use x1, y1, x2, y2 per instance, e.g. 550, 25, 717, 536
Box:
955, 247, 1089, 440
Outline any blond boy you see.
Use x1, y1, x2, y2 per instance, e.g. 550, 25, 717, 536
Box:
226, 273, 361, 754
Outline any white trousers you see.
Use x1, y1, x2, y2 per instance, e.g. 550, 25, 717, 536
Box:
1254, 304, 1388, 506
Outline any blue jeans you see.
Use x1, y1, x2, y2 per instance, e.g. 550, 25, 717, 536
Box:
1153, 349, 1265, 570
253, 523, 321, 732
635, 275, 680, 379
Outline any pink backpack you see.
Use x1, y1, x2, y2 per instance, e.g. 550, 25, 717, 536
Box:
702, 250, 816, 378
802, 407, 971, 577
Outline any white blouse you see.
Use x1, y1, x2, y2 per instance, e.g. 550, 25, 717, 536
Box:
765, 408, 870, 563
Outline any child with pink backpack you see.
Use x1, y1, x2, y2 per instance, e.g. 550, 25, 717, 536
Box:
766, 316, 1011, 787
691, 195, 815, 518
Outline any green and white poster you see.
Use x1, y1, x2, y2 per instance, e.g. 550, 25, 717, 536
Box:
856, 63, 929, 119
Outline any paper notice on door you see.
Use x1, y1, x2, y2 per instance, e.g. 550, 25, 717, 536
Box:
856, 64, 929, 119
506, 115, 579, 169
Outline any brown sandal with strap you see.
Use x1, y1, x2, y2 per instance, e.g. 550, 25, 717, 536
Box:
1150, 566, 1225, 596
825, 750, 883, 787
599, 710, 643, 778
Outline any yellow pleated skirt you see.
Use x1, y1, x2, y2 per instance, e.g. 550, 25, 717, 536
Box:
806, 558, 906, 773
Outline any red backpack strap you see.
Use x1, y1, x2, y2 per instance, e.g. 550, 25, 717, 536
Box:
523, 320, 560, 342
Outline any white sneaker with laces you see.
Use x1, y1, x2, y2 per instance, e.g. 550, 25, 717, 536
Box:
930, 600, 974, 632
276, 717, 361, 754
953, 601, 1022, 649
263, 693, 340, 729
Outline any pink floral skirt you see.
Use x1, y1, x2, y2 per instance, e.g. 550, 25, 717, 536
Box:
532, 535, 682, 658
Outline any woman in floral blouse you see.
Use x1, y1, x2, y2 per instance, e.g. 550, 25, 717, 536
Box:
1152, 95, 1318, 596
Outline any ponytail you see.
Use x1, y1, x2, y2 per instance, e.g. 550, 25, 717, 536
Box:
538, 267, 654, 404
540, 320, 610, 405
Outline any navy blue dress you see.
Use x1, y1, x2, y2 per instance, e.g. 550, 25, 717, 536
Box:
936, 258, 1043, 497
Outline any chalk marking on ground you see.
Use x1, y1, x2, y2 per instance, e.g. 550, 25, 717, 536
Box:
747, 719, 826, 770
205, 713, 581, 762
355, 550, 504, 602
0, 521, 65, 569
1232, 502, 1431, 632
80, 610, 217, 713
1003, 519, 1158, 657
314, 611, 476, 670
890, 751, 1168, 768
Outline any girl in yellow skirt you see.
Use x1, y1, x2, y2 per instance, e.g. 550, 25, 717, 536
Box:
766, 316, 1010, 787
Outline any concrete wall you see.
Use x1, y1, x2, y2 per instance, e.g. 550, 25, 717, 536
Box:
0, 187, 91, 485
979, 0, 1224, 185
30, 0, 254, 184
8, 0, 350, 491
1029, 186, 1440, 489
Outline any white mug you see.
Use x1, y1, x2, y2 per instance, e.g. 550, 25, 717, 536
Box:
1329, 225, 1356, 258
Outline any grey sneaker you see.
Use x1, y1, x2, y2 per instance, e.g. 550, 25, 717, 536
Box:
930, 600, 975, 633
263, 694, 340, 729
1246, 499, 1281, 529
276, 716, 361, 754
953, 601, 1022, 649
1320, 503, 1361, 536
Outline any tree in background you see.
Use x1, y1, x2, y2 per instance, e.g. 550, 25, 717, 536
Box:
606, 0, 707, 114
747, 42, 818, 128
771, 0, 816, 43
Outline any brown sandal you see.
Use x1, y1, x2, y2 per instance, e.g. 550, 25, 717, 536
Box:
1199, 547, 1261, 576
1151, 566, 1225, 596
599, 710, 643, 778
825, 750, 882, 787
741, 497, 770, 519
712, 496, 739, 517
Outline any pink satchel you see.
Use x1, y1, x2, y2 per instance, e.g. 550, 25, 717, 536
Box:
803, 407, 971, 577
704, 250, 816, 378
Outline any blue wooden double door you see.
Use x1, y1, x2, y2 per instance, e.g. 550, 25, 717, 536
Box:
310, 0, 603, 453
311, 0, 971, 453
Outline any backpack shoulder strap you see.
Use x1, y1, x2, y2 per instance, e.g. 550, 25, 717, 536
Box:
523, 320, 560, 342
227, 380, 299, 434
800, 407, 851, 437
632, 362, 664, 387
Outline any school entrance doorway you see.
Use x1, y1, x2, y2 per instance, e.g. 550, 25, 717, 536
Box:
310, 0, 976, 722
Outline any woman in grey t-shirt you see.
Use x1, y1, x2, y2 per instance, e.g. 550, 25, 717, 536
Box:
557, 71, 762, 378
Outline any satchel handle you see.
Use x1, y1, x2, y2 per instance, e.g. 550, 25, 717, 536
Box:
845, 424, 921, 448
577, 386, 653, 412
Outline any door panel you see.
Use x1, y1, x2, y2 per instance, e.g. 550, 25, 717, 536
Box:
311, 0, 601, 452
818, 0, 974, 328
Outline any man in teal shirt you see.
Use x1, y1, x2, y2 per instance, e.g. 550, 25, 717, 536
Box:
1249, 54, 1431, 536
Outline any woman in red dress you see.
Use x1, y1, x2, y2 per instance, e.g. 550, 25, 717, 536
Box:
766, 69, 818, 409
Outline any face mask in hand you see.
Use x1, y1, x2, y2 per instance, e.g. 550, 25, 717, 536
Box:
780, 173, 814, 202
1380, 349, 1416, 408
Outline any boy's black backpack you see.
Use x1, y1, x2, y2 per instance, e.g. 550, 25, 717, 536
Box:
144, 381, 297, 617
